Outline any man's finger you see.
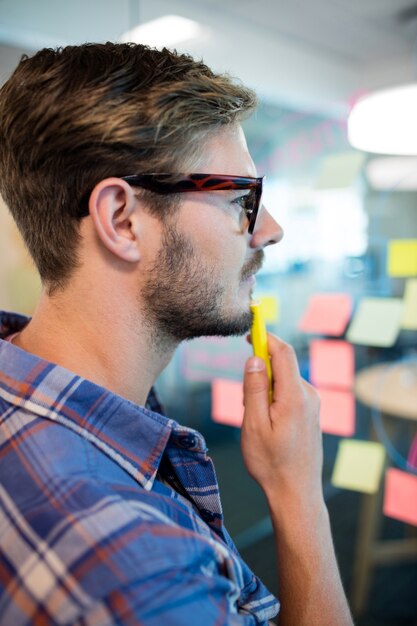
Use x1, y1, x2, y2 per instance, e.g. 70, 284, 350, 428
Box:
264, 334, 302, 400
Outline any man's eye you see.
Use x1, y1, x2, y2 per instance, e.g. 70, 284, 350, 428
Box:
231, 196, 248, 210
231, 195, 254, 218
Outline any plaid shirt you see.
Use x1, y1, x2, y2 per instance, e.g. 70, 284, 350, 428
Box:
0, 311, 279, 625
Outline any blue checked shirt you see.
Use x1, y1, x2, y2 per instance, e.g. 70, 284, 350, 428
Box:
0, 311, 279, 625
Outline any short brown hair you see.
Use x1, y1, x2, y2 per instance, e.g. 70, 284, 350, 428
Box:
0, 42, 257, 293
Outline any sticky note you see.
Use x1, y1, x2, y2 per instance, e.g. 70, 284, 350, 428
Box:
211, 379, 244, 427
346, 297, 403, 347
310, 340, 354, 389
259, 295, 280, 324
408, 434, 417, 470
383, 468, 417, 526
387, 239, 417, 277
5, 267, 42, 315
331, 439, 385, 494
318, 389, 355, 437
401, 279, 417, 330
298, 293, 352, 336
315, 151, 366, 189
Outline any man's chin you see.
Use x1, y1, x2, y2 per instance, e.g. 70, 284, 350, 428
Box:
240, 274, 256, 288
182, 311, 252, 340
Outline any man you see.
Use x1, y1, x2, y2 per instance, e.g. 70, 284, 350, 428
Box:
0, 43, 353, 625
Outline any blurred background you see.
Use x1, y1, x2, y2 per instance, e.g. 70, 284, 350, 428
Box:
1, 1, 417, 624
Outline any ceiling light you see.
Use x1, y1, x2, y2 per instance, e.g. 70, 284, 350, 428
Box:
366, 157, 417, 191
348, 84, 417, 155
120, 15, 205, 48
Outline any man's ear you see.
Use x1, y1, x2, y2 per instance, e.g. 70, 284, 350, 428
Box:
88, 178, 141, 262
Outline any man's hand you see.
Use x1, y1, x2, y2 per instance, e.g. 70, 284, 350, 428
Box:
241, 333, 323, 507
241, 332, 354, 626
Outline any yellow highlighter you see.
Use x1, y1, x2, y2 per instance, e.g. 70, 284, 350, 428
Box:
250, 300, 273, 404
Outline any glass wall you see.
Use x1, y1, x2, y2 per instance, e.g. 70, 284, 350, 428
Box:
1, 4, 417, 623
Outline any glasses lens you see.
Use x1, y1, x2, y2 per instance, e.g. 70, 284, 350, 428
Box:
244, 190, 255, 218
245, 188, 259, 234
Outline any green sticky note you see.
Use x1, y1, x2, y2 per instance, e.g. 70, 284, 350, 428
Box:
387, 239, 417, 277
332, 439, 385, 494
402, 279, 417, 330
346, 297, 403, 347
315, 151, 366, 189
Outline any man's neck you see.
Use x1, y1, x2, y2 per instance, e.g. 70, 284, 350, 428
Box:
14, 289, 176, 407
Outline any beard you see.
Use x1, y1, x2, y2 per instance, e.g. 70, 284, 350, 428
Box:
141, 222, 263, 345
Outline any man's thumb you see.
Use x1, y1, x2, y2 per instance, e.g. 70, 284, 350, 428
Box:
246, 357, 265, 374
243, 357, 270, 413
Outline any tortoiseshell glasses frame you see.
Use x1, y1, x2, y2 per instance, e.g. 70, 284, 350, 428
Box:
78, 173, 265, 235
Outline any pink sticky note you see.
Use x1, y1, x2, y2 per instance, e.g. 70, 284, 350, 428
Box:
310, 340, 355, 389
318, 388, 355, 436
298, 293, 353, 336
408, 435, 417, 470
211, 379, 244, 428
383, 468, 417, 526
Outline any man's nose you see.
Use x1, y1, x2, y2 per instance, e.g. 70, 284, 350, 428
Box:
249, 205, 284, 249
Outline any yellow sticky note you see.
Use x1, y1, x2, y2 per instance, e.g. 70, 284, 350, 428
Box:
387, 239, 417, 277
346, 297, 403, 347
5, 267, 42, 315
259, 295, 279, 324
331, 439, 385, 494
402, 279, 417, 330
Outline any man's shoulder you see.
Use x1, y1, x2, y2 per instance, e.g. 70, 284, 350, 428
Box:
0, 401, 279, 625
0, 479, 219, 626
0, 404, 94, 489
0, 406, 222, 564
0, 416, 218, 607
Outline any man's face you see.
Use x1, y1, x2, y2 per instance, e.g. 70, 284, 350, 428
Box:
140, 124, 282, 343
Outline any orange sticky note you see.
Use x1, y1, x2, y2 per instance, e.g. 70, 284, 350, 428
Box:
383, 468, 417, 526
211, 379, 244, 427
310, 340, 355, 389
298, 293, 352, 336
318, 389, 355, 436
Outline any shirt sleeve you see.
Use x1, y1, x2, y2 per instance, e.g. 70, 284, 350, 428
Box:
0, 487, 277, 626
76, 569, 272, 626
70, 515, 275, 626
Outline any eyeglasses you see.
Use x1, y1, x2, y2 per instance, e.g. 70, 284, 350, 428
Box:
78, 173, 264, 234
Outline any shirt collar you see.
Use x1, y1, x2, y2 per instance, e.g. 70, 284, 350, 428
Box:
0, 310, 207, 490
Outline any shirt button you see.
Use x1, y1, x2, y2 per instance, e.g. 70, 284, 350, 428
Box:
200, 508, 216, 523
179, 435, 197, 449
